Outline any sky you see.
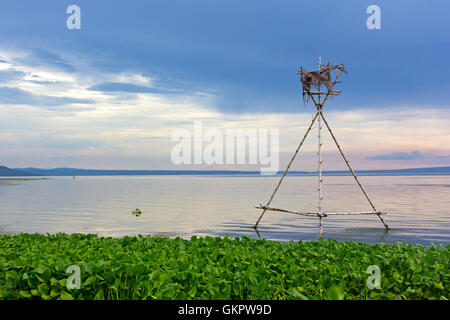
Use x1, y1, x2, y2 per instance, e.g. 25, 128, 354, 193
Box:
0, 0, 449, 171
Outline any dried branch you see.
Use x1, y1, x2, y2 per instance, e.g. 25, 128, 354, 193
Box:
298, 63, 346, 103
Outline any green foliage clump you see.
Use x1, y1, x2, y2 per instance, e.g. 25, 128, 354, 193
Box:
131, 209, 142, 217
0, 233, 448, 300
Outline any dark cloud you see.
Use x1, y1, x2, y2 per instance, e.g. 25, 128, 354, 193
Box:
366, 151, 424, 161
17, 48, 76, 73
0, 87, 94, 106
1, 1, 449, 113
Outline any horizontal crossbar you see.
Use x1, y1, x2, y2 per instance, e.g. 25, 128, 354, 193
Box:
255, 205, 386, 217
305, 91, 341, 95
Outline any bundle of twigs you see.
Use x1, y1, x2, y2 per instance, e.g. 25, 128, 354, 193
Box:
298, 63, 346, 102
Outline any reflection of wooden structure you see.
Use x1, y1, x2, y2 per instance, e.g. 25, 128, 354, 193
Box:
254, 58, 389, 236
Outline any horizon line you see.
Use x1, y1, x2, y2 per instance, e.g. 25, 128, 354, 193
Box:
4, 165, 450, 177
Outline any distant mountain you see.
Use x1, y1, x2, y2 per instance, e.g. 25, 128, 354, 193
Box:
14, 167, 278, 176
325, 166, 450, 176
12, 166, 450, 176
0, 166, 39, 176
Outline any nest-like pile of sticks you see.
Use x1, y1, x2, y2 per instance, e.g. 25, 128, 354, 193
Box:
298, 63, 346, 102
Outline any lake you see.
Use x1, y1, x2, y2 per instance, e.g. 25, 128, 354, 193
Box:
0, 175, 449, 245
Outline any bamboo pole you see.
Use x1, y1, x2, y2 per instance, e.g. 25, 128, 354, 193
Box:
307, 91, 341, 95
318, 110, 389, 229
317, 57, 324, 237
253, 110, 320, 229
255, 205, 387, 216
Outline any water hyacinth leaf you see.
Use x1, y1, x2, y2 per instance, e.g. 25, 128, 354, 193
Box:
83, 276, 96, 286
160, 286, 176, 299
188, 286, 197, 298
19, 290, 32, 298
288, 288, 309, 300
35, 265, 51, 282
434, 282, 444, 290
50, 289, 60, 298
5, 270, 17, 281
327, 285, 346, 300
31, 289, 40, 296
59, 292, 74, 300
38, 283, 49, 295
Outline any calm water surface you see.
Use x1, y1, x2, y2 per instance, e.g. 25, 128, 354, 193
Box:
0, 175, 449, 245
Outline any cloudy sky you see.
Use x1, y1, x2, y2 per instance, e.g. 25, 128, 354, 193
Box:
0, 0, 449, 171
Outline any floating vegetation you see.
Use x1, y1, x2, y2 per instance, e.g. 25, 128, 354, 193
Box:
0, 234, 448, 300
132, 209, 142, 217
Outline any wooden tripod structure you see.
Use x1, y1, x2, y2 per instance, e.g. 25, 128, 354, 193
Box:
253, 58, 389, 236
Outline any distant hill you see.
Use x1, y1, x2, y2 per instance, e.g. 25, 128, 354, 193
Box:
0, 166, 39, 176
324, 166, 450, 176
13, 166, 450, 176
14, 167, 274, 176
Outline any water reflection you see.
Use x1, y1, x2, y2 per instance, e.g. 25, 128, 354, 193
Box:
216, 222, 449, 246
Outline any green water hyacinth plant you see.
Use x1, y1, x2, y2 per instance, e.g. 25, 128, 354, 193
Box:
0, 234, 448, 300
132, 208, 142, 217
